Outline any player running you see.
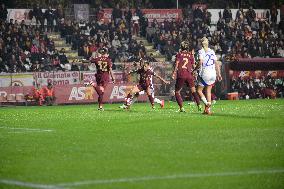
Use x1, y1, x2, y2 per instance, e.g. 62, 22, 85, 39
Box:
122, 59, 169, 109
197, 37, 222, 115
171, 41, 202, 112
87, 47, 115, 111
120, 61, 165, 109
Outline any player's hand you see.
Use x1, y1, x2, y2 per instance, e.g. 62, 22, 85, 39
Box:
217, 75, 222, 81
165, 81, 170, 85
171, 74, 175, 80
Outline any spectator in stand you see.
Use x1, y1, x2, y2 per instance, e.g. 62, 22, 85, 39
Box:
223, 6, 232, 23
246, 6, 256, 26
45, 6, 54, 32
124, 7, 132, 29
193, 6, 204, 22
0, 3, 8, 21
32, 4, 43, 28
112, 4, 122, 26
236, 8, 245, 22
132, 12, 140, 37
58, 48, 68, 65
270, 5, 278, 27
52, 56, 61, 71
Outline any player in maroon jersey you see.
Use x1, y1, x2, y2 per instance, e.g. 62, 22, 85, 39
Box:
88, 47, 115, 110
171, 41, 201, 112
124, 59, 169, 109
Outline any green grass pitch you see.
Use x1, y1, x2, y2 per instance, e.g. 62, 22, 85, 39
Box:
0, 99, 284, 189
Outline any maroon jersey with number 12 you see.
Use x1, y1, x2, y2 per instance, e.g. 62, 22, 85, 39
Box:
91, 55, 112, 86
175, 52, 194, 79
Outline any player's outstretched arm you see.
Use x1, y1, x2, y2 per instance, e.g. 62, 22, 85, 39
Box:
155, 74, 170, 84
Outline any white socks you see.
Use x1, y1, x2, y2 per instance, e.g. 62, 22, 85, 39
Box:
201, 96, 208, 105
154, 98, 161, 104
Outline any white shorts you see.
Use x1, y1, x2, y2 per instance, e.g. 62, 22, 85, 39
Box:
138, 86, 155, 98
198, 75, 216, 87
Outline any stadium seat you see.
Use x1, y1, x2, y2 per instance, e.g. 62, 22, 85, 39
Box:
227, 92, 239, 100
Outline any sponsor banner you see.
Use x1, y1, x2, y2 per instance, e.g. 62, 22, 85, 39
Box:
0, 84, 147, 104
74, 4, 89, 22
35, 71, 81, 86
0, 73, 34, 87
142, 9, 182, 23
7, 9, 31, 23
0, 86, 31, 101
82, 71, 126, 84
229, 70, 284, 79
59, 84, 147, 104
102, 9, 182, 23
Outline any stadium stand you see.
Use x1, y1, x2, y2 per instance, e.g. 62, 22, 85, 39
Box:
0, 1, 283, 103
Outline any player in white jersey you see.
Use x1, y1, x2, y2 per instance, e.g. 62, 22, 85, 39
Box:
119, 63, 165, 109
197, 37, 222, 115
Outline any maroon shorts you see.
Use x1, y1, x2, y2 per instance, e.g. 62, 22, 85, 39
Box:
175, 76, 195, 91
137, 83, 149, 91
96, 73, 109, 87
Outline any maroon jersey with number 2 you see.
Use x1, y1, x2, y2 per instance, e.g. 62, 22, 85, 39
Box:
175, 51, 195, 90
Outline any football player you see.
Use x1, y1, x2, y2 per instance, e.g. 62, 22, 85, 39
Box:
87, 48, 115, 110
171, 41, 202, 112
123, 59, 169, 109
197, 37, 222, 115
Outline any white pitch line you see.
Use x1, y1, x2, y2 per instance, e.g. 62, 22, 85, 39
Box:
0, 179, 66, 189
57, 169, 284, 187
0, 126, 54, 133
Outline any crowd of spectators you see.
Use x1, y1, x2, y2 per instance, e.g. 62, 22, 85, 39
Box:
230, 76, 284, 99
59, 5, 149, 68
1, 3, 284, 73
0, 18, 64, 73
0, 3, 152, 73
146, 5, 284, 61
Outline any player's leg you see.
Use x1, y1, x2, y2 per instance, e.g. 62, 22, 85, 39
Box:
150, 87, 164, 108
96, 85, 105, 110
175, 78, 185, 112
120, 91, 140, 109
124, 85, 141, 108
187, 77, 202, 111
204, 85, 213, 114
146, 87, 155, 108
197, 79, 209, 106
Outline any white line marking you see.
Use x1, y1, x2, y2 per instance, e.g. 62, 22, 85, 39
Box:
57, 169, 284, 187
0, 179, 66, 189
0, 126, 53, 133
